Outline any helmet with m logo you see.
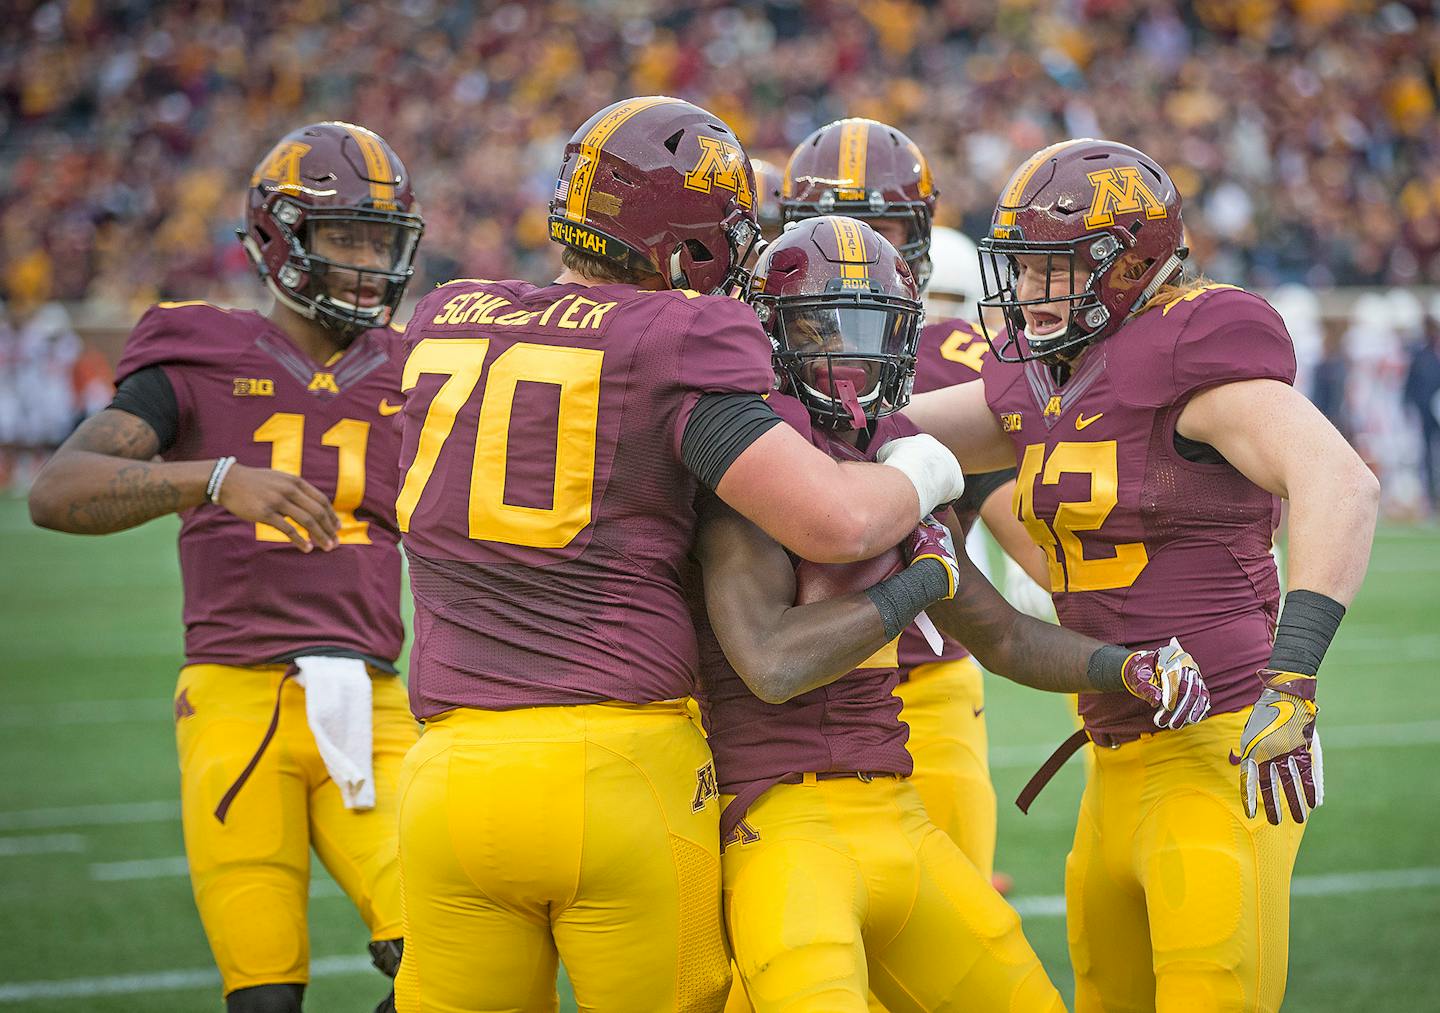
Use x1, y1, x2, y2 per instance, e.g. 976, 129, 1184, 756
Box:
547, 96, 762, 295
978, 139, 1186, 362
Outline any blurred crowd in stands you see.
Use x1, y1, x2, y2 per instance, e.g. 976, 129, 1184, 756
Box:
2, 0, 1440, 513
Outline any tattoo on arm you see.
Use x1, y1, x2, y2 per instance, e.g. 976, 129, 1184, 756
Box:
32, 409, 203, 534
64, 461, 184, 531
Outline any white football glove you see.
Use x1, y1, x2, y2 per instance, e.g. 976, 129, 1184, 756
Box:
876, 433, 964, 518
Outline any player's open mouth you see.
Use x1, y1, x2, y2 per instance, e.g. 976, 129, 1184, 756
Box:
1027, 311, 1065, 336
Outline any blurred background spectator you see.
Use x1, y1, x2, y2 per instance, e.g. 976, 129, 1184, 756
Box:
0, 0, 1437, 511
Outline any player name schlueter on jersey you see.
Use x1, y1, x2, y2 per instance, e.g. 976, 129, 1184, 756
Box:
397, 278, 775, 718
984, 284, 1297, 740
114, 301, 406, 667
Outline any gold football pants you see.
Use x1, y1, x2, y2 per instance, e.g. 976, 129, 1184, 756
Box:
395, 700, 730, 1013
894, 656, 996, 879
173, 662, 415, 994
1067, 710, 1307, 1012
722, 777, 1064, 1013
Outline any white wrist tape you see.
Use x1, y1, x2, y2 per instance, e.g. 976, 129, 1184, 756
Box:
875, 434, 965, 517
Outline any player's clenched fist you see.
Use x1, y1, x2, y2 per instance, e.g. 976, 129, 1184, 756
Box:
1121, 637, 1211, 729
904, 514, 960, 599
875, 433, 965, 518
216, 464, 341, 552
1231, 670, 1322, 824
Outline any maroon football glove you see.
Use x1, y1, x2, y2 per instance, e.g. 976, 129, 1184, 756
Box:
904, 514, 959, 599
1230, 670, 1322, 824
1121, 638, 1212, 730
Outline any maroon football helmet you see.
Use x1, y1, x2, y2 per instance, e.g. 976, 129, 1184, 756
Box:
240, 122, 423, 337
749, 216, 922, 430
547, 97, 761, 295
749, 157, 784, 241
978, 138, 1187, 362
780, 118, 938, 289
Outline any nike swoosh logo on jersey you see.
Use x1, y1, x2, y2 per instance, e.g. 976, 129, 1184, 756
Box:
1075, 412, 1104, 430
378, 399, 403, 416
973, 705, 985, 718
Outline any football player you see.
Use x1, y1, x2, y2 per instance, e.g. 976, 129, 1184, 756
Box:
748, 156, 785, 243
905, 139, 1379, 1012
28, 122, 425, 1013
390, 97, 964, 1013
779, 117, 1048, 887
694, 216, 1210, 1011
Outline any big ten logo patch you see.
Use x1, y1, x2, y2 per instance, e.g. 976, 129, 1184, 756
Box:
683, 136, 753, 209
1084, 166, 1168, 230
233, 378, 275, 396
1000, 412, 1023, 433
693, 760, 719, 813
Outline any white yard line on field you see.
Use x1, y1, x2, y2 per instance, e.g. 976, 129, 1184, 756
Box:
0, 833, 85, 857
987, 718, 1440, 770
87, 856, 346, 898
1009, 866, 1440, 919
2, 867, 1435, 1002
0, 800, 178, 832
0, 955, 372, 1003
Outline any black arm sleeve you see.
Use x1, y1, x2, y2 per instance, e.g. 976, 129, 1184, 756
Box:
954, 467, 1018, 516
681, 392, 783, 490
109, 366, 179, 454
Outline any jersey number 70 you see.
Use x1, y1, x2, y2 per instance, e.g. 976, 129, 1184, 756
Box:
395, 337, 604, 548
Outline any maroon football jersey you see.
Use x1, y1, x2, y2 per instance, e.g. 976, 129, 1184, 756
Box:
694, 392, 915, 840
894, 316, 994, 673
114, 302, 406, 667
396, 279, 775, 717
984, 285, 1296, 740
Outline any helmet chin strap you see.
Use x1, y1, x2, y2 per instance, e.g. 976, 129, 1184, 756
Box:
1128, 252, 1186, 320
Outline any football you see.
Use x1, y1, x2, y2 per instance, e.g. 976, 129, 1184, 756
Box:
793, 546, 905, 605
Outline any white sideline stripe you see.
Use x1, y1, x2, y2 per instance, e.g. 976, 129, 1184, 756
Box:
988, 719, 1440, 770
88, 856, 346, 897
4, 869, 1435, 1003
0, 833, 85, 857
0, 800, 178, 831
1009, 866, 1440, 919
0, 954, 372, 1003
0, 698, 172, 727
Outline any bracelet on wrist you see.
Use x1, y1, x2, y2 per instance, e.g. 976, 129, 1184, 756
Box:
207, 456, 237, 504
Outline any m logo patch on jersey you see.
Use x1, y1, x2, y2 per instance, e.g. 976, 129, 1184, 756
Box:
233, 378, 275, 397
1044, 395, 1063, 418
683, 136, 754, 209
692, 760, 719, 813
1000, 412, 1023, 432
1084, 166, 1168, 230
307, 371, 341, 394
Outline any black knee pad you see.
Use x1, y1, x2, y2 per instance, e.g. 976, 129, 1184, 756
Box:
226, 983, 304, 1013
373, 989, 396, 1013
369, 937, 403, 978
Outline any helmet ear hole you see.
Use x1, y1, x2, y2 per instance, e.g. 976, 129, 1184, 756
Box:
663, 129, 684, 154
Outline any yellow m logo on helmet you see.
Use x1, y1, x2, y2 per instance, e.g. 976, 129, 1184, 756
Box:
251, 141, 312, 193
1083, 167, 1168, 230
684, 136, 753, 209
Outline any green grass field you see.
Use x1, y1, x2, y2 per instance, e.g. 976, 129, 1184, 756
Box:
0, 495, 1437, 1011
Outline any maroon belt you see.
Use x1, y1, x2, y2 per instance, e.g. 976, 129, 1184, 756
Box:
1014, 727, 1142, 814
720, 770, 900, 847
213, 667, 296, 824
